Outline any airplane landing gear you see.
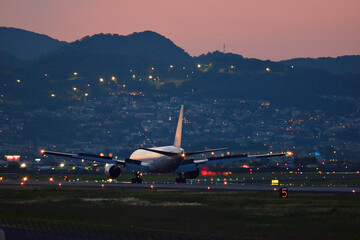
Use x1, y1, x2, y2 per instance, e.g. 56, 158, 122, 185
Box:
175, 173, 186, 184
131, 171, 142, 183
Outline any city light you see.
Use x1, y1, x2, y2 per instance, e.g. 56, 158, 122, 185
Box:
5, 155, 20, 161
148, 75, 153, 79
17, 79, 21, 83
59, 163, 65, 167
170, 65, 173, 68
286, 151, 294, 157
20, 163, 26, 168
111, 76, 116, 81
84, 93, 88, 96
73, 72, 78, 76
51, 93, 56, 97
197, 64, 201, 68
266, 67, 270, 72
73, 87, 77, 91
99, 78, 104, 82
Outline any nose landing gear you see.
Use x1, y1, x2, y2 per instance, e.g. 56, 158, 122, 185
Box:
131, 171, 142, 183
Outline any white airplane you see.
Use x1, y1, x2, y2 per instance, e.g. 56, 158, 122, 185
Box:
42, 105, 290, 183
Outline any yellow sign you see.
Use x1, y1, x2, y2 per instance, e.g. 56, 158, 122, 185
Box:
271, 179, 279, 185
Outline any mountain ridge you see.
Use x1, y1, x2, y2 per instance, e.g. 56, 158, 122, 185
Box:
280, 55, 360, 75
0, 26, 68, 60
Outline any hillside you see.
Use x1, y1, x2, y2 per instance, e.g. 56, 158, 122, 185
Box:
0, 49, 23, 70
0, 27, 359, 115
280, 55, 360, 75
57, 31, 192, 63
0, 27, 68, 60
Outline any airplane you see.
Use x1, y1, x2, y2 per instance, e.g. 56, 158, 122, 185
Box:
41, 105, 291, 183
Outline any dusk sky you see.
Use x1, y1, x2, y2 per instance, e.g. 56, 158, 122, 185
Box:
1, 0, 359, 60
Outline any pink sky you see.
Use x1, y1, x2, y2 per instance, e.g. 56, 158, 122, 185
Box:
1, 0, 359, 60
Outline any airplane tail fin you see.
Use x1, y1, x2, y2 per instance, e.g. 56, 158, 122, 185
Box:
173, 105, 184, 148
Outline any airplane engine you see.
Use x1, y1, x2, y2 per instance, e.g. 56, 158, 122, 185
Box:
183, 168, 200, 179
105, 164, 121, 179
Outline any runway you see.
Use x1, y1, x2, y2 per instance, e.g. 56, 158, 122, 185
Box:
0, 179, 359, 194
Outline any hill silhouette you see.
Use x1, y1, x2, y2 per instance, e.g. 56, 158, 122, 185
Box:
0, 27, 68, 60
0, 27, 359, 115
56, 31, 192, 63
280, 55, 360, 75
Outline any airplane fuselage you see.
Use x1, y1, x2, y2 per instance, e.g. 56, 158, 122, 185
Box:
129, 146, 184, 173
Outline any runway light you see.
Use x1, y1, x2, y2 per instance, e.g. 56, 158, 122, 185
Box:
224, 181, 228, 185
49, 178, 54, 182
101, 184, 104, 188
286, 151, 293, 157
207, 186, 211, 190
150, 185, 154, 189
20, 182, 24, 186
352, 190, 356, 193
40, 149, 45, 154
58, 183, 62, 187
22, 177, 28, 182
20, 163, 26, 168
59, 163, 65, 167
0, 177, 3, 181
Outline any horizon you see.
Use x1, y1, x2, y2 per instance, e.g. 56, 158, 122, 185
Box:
0, 0, 359, 61
1, 25, 359, 61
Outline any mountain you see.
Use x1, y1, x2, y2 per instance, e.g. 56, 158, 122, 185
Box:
0, 27, 68, 60
56, 31, 192, 63
195, 51, 288, 72
0, 27, 359, 115
280, 55, 360, 75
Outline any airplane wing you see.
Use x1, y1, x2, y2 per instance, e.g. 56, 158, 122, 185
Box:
185, 148, 228, 156
41, 150, 123, 164
175, 152, 289, 173
42, 150, 149, 173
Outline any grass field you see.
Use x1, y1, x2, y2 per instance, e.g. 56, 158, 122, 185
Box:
0, 185, 359, 239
